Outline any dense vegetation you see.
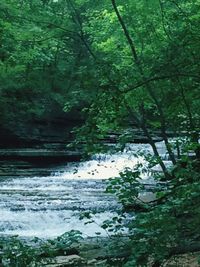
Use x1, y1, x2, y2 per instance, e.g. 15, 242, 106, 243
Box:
0, 0, 200, 266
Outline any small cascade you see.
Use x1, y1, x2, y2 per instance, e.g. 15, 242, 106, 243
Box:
0, 141, 171, 238
0, 177, 117, 237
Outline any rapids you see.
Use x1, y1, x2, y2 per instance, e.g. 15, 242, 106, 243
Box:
0, 142, 170, 238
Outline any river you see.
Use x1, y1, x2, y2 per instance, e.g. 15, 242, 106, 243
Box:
0, 142, 170, 238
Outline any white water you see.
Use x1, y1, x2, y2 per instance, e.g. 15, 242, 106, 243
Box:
0, 142, 170, 238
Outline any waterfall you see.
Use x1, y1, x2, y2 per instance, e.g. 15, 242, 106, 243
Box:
0, 141, 171, 238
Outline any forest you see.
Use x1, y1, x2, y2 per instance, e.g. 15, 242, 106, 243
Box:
0, 0, 200, 266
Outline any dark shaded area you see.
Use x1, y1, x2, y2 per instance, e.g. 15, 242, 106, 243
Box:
0, 108, 83, 149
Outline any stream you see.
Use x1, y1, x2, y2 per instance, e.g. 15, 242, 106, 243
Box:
0, 142, 170, 238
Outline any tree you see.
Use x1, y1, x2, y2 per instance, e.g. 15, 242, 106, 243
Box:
0, 0, 200, 265
0, 0, 96, 139
73, 0, 200, 167
71, 0, 200, 265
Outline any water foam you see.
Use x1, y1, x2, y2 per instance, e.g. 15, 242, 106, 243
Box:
0, 141, 169, 238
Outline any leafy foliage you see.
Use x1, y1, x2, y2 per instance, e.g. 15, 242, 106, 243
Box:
0, 230, 82, 267
0, 0, 200, 266
104, 149, 200, 266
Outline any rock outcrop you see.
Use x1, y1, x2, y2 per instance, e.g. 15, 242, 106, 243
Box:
0, 108, 83, 149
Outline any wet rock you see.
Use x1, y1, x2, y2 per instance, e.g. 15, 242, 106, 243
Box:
93, 259, 108, 266
163, 251, 200, 267
0, 149, 82, 163
87, 259, 97, 265
10, 205, 26, 211
78, 237, 131, 261
100, 129, 164, 144
44, 255, 86, 267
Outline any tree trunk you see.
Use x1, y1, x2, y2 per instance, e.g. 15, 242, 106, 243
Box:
111, 0, 177, 166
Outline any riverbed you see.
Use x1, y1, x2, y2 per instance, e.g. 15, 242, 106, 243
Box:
0, 142, 170, 238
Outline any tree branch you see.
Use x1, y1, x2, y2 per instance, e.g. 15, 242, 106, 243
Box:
111, 0, 139, 63
123, 73, 200, 93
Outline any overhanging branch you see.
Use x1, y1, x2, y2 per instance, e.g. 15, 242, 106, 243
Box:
123, 73, 200, 93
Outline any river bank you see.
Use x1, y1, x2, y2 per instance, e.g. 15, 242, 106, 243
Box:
1, 235, 199, 267
0, 235, 131, 267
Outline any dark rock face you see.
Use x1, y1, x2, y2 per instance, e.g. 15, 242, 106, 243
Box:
0, 105, 84, 168
102, 129, 163, 144
0, 108, 83, 149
